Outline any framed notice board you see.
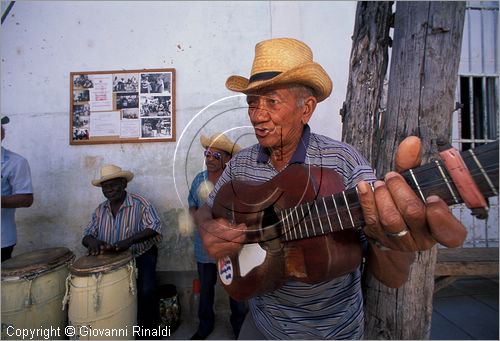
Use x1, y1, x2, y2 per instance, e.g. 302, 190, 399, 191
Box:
70, 68, 175, 145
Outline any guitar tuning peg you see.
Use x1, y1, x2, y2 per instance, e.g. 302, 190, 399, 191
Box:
471, 207, 489, 220
471, 198, 490, 220
436, 137, 452, 152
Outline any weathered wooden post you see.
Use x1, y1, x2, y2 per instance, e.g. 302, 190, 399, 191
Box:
341, 1, 393, 163
342, 1, 466, 339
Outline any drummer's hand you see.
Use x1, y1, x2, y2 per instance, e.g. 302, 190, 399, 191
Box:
86, 237, 113, 256
358, 136, 467, 252
199, 217, 247, 260
113, 239, 132, 252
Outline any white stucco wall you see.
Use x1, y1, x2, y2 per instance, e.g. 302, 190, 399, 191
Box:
1, 1, 356, 270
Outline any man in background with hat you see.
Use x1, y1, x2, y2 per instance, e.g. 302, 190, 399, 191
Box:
188, 133, 248, 339
82, 164, 163, 336
1, 116, 34, 262
194, 38, 467, 339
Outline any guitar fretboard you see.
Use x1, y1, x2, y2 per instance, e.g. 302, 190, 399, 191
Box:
277, 141, 499, 242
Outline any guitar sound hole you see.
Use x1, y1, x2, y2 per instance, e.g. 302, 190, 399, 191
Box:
254, 205, 281, 242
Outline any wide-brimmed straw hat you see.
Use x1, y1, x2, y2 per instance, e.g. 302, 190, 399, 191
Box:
92, 164, 134, 187
225, 38, 333, 102
200, 133, 241, 155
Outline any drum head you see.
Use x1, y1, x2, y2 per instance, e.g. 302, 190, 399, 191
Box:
2, 247, 75, 279
70, 251, 133, 276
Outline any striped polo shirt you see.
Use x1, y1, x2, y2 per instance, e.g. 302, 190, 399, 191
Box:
207, 125, 376, 339
83, 192, 163, 257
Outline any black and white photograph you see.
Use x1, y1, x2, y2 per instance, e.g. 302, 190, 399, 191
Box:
73, 89, 90, 103
122, 108, 139, 119
73, 103, 90, 117
113, 73, 139, 92
141, 118, 155, 138
156, 118, 172, 137
140, 95, 172, 117
73, 112, 90, 128
140, 72, 171, 94
72, 128, 89, 140
141, 117, 172, 138
116, 92, 139, 109
73, 74, 94, 89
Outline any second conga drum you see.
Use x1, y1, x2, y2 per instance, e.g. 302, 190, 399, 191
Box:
67, 251, 137, 340
1, 247, 75, 340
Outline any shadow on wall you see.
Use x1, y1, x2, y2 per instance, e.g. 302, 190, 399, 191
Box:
158, 208, 197, 272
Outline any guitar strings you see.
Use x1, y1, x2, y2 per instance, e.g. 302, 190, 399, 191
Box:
277, 160, 498, 241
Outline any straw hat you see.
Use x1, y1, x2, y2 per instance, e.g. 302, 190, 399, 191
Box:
92, 164, 134, 187
225, 38, 333, 102
200, 133, 241, 155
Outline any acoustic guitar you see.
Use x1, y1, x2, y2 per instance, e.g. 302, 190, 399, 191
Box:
212, 141, 499, 300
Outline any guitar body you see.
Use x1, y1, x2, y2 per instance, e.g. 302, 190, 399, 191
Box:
213, 164, 363, 300
217, 240, 286, 301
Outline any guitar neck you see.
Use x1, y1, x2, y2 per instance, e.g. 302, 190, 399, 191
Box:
278, 141, 499, 242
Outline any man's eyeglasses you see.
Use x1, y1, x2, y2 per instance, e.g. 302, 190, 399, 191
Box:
204, 150, 222, 160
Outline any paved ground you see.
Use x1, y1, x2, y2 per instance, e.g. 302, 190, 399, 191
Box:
167, 276, 499, 340
431, 276, 498, 340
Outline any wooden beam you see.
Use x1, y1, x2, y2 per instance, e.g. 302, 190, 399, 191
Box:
435, 247, 499, 277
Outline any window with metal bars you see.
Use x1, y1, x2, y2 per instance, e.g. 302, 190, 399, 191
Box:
457, 76, 499, 151
450, 2, 499, 248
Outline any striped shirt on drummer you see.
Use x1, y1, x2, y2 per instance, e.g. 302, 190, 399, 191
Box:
83, 192, 163, 257
207, 125, 376, 339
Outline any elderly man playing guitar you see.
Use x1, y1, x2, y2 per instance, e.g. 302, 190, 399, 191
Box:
194, 38, 484, 339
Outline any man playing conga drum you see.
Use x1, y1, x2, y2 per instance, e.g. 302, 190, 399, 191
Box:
82, 164, 163, 337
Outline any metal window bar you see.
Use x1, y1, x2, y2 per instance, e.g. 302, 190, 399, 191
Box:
488, 77, 499, 140
469, 76, 475, 146
482, 77, 487, 139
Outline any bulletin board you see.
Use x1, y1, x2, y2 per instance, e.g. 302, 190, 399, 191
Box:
70, 68, 176, 145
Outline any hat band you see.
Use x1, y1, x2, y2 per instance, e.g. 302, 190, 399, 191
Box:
249, 71, 282, 84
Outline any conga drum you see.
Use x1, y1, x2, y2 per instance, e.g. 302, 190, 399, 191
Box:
67, 251, 137, 340
1, 247, 75, 340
